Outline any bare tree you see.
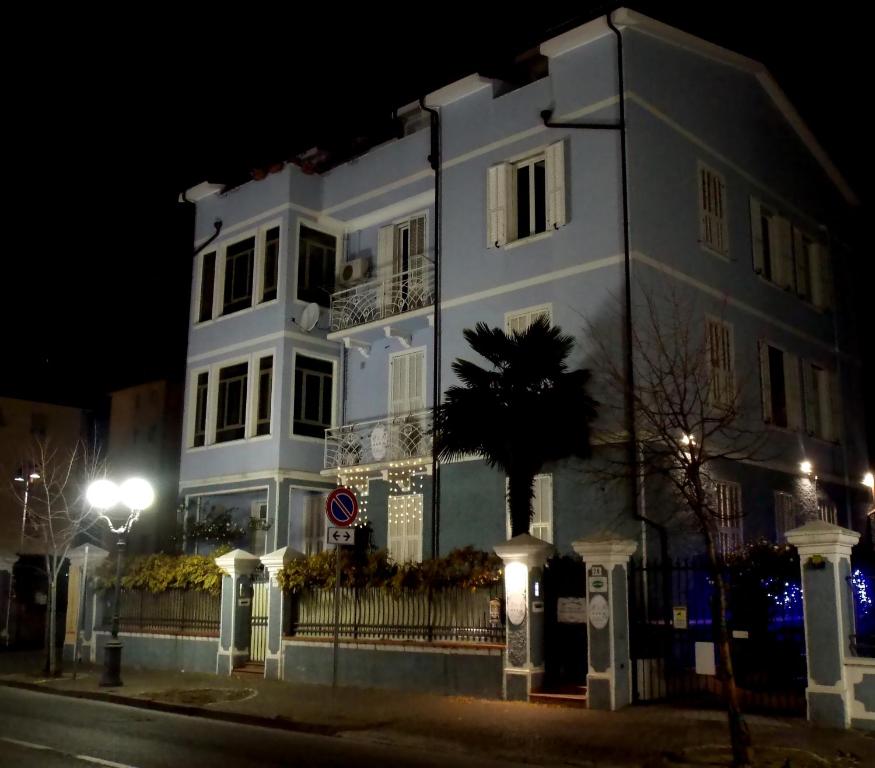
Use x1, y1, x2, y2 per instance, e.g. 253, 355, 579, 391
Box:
11, 437, 104, 676
592, 286, 767, 768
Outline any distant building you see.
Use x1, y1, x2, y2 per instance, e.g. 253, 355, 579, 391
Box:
107, 380, 183, 552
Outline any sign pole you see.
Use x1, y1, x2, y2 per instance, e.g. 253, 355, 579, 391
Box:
332, 546, 341, 688
324, 486, 358, 690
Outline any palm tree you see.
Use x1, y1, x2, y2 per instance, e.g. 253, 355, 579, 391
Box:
435, 317, 597, 538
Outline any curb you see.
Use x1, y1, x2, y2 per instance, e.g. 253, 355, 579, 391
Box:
0, 679, 339, 737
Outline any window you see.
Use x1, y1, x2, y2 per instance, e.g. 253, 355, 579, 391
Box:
375, 214, 429, 313
216, 362, 248, 443
706, 318, 734, 408
255, 356, 273, 436
714, 481, 743, 555
803, 362, 839, 442
192, 372, 209, 447
487, 141, 565, 248
293, 355, 334, 438
759, 342, 802, 430
389, 349, 426, 416
388, 493, 423, 563
297, 225, 336, 306
505, 474, 554, 543
198, 251, 216, 322
505, 304, 552, 335
223, 237, 255, 315
699, 164, 729, 255
261, 226, 280, 303
303, 494, 326, 555
816, 498, 837, 525
774, 491, 798, 540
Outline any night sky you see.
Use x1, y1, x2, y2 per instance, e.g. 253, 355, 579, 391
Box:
3, 4, 871, 457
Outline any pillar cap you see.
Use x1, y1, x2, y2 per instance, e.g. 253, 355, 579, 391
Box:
260, 546, 305, 574
67, 544, 110, 572
572, 534, 637, 563
785, 519, 860, 556
494, 533, 554, 568
215, 548, 261, 576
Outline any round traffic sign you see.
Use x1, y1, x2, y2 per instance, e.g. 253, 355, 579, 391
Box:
325, 488, 359, 527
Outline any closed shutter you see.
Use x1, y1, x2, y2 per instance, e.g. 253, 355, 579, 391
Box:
793, 228, 810, 301
750, 198, 764, 274
809, 244, 832, 310
545, 140, 566, 229
410, 215, 426, 270
759, 340, 772, 423
390, 350, 426, 416
377, 224, 394, 275
706, 319, 734, 407
784, 352, 802, 430
772, 217, 794, 290
802, 362, 818, 437
487, 163, 511, 248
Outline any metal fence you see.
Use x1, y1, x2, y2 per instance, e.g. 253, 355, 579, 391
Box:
629, 559, 806, 715
324, 410, 432, 470
98, 589, 221, 637
287, 586, 504, 644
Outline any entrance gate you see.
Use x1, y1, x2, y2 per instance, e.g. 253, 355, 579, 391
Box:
542, 556, 587, 693
249, 571, 269, 663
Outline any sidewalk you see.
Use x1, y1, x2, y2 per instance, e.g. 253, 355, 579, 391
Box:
0, 652, 871, 767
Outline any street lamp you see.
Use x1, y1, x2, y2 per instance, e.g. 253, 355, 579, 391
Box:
86, 477, 154, 687
4, 464, 41, 646
864, 472, 875, 517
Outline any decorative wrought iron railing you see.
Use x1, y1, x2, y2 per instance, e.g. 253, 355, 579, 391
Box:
286, 586, 504, 644
324, 410, 432, 469
97, 589, 221, 636
329, 263, 434, 332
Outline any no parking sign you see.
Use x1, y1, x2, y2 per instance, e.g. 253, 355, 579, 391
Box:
325, 488, 359, 528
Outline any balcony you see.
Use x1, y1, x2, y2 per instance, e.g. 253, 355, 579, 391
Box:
324, 410, 432, 471
329, 263, 434, 334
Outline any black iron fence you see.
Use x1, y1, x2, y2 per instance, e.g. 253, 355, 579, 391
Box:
629, 559, 806, 715
286, 586, 504, 644
97, 589, 221, 636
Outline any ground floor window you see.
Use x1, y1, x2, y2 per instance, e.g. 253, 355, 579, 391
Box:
303, 493, 326, 555
388, 493, 423, 563
714, 481, 743, 556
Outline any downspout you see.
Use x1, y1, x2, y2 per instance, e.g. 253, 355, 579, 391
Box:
420, 97, 442, 559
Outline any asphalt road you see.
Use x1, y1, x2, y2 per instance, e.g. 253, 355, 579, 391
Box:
0, 687, 521, 768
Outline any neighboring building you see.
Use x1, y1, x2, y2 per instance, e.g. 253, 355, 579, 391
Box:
107, 380, 183, 552
177, 9, 869, 562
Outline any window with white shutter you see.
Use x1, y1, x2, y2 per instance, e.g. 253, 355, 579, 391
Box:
804, 362, 840, 442
505, 304, 552, 335
714, 481, 743, 555
303, 493, 326, 555
389, 349, 426, 416
759, 342, 802, 430
505, 474, 553, 543
487, 141, 566, 248
706, 318, 734, 409
699, 164, 729, 255
387, 493, 423, 563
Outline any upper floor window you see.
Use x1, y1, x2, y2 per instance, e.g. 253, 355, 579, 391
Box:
192, 371, 209, 447
487, 140, 566, 248
293, 355, 334, 438
758, 341, 802, 430
255, 356, 273, 437
262, 226, 280, 303
705, 318, 735, 409
505, 304, 552, 335
714, 480, 742, 556
216, 362, 248, 443
223, 237, 256, 315
698, 164, 729, 256
803, 362, 840, 442
298, 225, 337, 306
198, 252, 216, 323
750, 198, 832, 309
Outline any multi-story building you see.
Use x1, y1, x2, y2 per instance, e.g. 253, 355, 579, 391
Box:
177, 9, 869, 562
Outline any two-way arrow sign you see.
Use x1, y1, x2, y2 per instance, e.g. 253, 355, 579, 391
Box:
326, 524, 356, 546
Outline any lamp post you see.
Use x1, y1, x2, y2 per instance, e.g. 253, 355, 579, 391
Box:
4, 465, 40, 647
86, 477, 154, 687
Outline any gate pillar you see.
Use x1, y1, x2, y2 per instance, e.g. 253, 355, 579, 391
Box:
214, 549, 261, 675
572, 535, 637, 710
786, 520, 859, 728
260, 546, 304, 681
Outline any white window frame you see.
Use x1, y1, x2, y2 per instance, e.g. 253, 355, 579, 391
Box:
303, 493, 327, 556
505, 474, 553, 543
290, 349, 339, 442
504, 303, 553, 335
698, 162, 729, 257
713, 480, 743, 555
214, 357, 251, 444
388, 346, 427, 417
774, 491, 797, 541
387, 492, 424, 564
705, 316, 735, 409
194, 249, 218, 325
294, 218, 342, 306
259, 221, 283, 304
186, 365, 211, 449
248, 350, 275, 439
758, 339, 803, 431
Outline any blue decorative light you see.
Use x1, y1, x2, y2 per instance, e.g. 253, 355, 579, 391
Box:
851, 568, 872, 614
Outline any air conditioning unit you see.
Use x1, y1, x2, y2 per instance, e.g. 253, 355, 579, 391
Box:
338, 256, 370, 286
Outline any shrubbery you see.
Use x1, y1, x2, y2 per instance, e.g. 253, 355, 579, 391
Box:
96, 545, 231, 595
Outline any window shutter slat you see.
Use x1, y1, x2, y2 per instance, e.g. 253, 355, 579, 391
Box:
784, 352, 802, 430
487, 164, 510, 248
759, 340, 772, 423
750, 198, 764, 274
545, 140, 566, 229
377, 225, 394, 274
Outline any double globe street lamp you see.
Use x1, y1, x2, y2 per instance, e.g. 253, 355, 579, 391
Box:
86, 477, 154, 687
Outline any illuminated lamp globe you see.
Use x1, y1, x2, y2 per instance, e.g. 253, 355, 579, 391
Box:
864, 472, 874, 490
87, 479, 120, 510
119, 478, 155, 511
800, 461, 813, 476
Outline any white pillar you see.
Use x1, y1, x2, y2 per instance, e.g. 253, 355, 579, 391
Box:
214, 549, 261, 675
260, 546, 304, 681
64, 545, 109, 663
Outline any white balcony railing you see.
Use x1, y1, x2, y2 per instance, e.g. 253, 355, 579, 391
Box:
324, 410, 432, 470
329, 263, 434, 333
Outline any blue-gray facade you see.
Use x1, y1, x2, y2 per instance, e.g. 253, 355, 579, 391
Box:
177, 11, 868, 565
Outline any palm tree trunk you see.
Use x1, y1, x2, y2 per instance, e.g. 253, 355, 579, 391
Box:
507, 473, 535, 538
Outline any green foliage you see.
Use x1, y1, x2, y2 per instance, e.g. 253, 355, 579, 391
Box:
97, 552, 225, 595
187, 510, 247, 546
277, 546, 502, 594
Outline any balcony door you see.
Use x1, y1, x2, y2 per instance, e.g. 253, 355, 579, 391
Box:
377, 214, 426, 315
389, 349, 426, 416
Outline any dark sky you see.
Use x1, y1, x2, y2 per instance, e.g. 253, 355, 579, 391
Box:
2, 4, 870, 453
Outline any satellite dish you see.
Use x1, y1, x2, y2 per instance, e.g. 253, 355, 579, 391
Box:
300, 303, 320, 332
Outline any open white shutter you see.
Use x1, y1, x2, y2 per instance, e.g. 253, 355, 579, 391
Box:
487, 164, 511, 248
545, 140, 566, 229
784, 352, 802, 430
759, 341, 772, 423
377, 225, 394, 274
750, 198, 764, 274
772, 217, 794, 290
